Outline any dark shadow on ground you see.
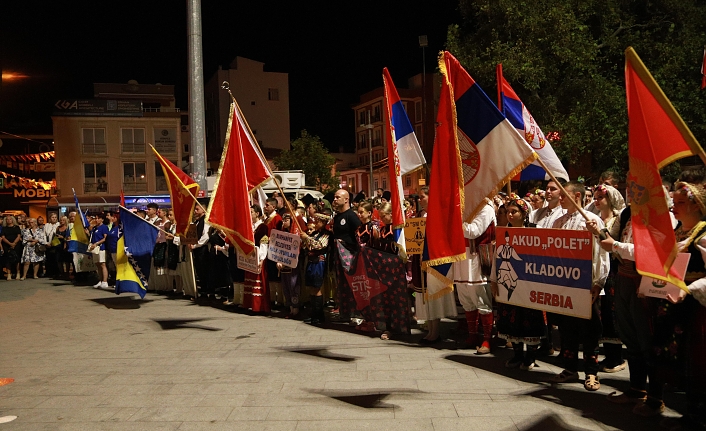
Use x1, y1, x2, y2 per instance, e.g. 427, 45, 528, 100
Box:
305, 388, 422, 409
278, 346, 359, 362
513, 413, 596, 431
89, 297, 153, 309
444, 353, 686, 431
152, 318, 222, 331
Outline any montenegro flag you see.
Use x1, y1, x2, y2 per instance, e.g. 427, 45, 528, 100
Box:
151, 145, 199, 236
625, 47, 706, 291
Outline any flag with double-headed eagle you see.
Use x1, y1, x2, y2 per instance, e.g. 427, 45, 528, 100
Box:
625, 47, 706, 291
114, 206, 159, 298
383, 67, 426, 258
151, 145, 199, 236
206, 97, 272, 255
496, 64, 569, 182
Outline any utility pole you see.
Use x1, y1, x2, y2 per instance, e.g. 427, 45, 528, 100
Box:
187, 0, 208, 192
366, 111, 374, 197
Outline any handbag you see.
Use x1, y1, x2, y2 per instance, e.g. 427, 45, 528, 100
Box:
37, 244, 47, 253
50, 235, 61, 247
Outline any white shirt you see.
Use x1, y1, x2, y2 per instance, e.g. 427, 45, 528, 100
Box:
531, 205, 566, 228
44, 222, 59, 242
552, 209, 610, 288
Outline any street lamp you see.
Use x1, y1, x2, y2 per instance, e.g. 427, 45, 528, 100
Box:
364, 111, 374, 198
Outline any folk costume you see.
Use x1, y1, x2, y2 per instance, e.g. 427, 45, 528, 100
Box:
264, 210, 283, 305
303, 215, 330, 324
242, 219, 270, 313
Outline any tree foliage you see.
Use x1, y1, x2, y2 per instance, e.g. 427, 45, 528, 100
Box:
274, 130, 338, 192
446, 0, 706, 178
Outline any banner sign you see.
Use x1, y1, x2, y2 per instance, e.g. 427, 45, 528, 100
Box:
494, 227, 593, 319
639, 253, 690, 300
236, 248, 259, 273
267, 229, 301, 268
404, 217, 426, 255
53, 99, 142, 117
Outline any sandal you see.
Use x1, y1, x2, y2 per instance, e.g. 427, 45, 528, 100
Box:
550, 369, 579, 383
380, 331, 391, 340
584, 375, 600, 391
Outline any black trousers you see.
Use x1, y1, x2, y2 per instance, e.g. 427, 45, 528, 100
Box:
561, 301, 602, 376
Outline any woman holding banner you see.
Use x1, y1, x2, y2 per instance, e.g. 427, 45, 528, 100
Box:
242, 205, 270, 313
491, 198, 546, 370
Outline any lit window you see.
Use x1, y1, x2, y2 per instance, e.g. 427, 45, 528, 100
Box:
123, 162, 147, 192
84, 162, 107, 193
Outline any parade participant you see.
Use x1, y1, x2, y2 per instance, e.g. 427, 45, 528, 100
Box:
20, 218, 46, 280
550, 181, 609, 391
586, 185, 627, 374
531, 180, 566, 228
44, 213, 60, 278
353, 201, 385, 332
586, 171, 624, 215
104, 211, 119, 283
88, 213, 109, 289
190, 205, 211, 298
161, 210, 183, 295
263, 197, 283, 307
453, 198, 496, 354
300, 212, 330, 324
621, 174, 706, 424
54, 216, 71, 279
145, 203, 162, 224
332, 189, 362, 322
373, 202, 412, 340
530, 189, 546, 211
278, 214, 302, 318
242, 204, 271, 313
2, 216, 21, 280
491, 197, 545, 369
207, 227, 232, 300
36, 216, 47, 277
413, 187, 457, 344
496, 204, 508, 228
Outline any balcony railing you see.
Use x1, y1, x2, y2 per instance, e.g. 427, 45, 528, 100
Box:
142, 107, 181, 112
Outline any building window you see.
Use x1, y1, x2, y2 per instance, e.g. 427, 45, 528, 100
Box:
402, 101, 408, 113
82, 128, 106, 154
358, 110, 367, 126
121, 128, 145, 153
268, 88, 279, 101
373, 129, 382, 147
372, 104, 381, 122
415, 100, 422, 122
382, 178, 387, 190
405, 175, 412, 187
374, 180, 378, 190
84, 162, 107, 193
414, 124, 423, 145
358, 133, 367, 149
123, 162, 147, 192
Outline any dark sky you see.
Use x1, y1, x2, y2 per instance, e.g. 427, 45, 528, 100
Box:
1, 1, 460, 151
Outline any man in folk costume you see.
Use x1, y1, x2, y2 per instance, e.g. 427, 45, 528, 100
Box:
531, 180, 566, 228
190, 205, 211, 298
453, 198, 496, 354
550, 181, 609, 391
263, 197, 283, 306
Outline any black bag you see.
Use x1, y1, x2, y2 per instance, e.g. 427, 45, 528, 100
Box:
6, 248, 19, 265
36, 244, 47, 254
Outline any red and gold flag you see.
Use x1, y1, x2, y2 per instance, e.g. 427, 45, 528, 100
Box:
625, 47, 706, 291
151, 145, 200, 236
206, 98, 272, 255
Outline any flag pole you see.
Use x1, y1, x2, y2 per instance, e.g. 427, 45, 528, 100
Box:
222, 83, 302, 231
496, 64, 512, 195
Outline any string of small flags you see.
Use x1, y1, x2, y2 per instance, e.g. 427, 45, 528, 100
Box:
0, 171, 55, 190
0, 152, 55, 163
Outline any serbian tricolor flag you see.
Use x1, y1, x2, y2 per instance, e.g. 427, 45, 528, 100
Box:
151, 145, 200, 236
383, 67, 426, 258
497, 64, 569, 182
625, 47, 706, 291
206, 97, 272, 255
441, 52, 536, 222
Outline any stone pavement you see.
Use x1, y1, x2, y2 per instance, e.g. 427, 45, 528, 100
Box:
0, 278, 683, 430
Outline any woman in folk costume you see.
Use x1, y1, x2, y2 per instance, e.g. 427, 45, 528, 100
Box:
491, 198, 546, 370
635, 176, 706, 425
353, 201, 380, 333
242, 204, 271, 313
453, 197, 496, 353
278, 213, 302, 319
207, 227, 232, 300
586, 185, 627, 373
373, 203, 412, 340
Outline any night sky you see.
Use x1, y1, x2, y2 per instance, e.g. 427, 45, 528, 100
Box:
1, 1, 460, 151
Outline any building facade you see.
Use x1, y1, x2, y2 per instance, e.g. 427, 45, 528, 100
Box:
340, 72, 439, 197
204, 56, 290, 170
52, 81, 186, 206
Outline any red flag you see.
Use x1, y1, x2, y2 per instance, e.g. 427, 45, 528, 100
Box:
120, 188, 125, 207
151, 145, 200, 236
206, 99, 271, 255
625, 47, 706, 291
422, 56, 467, 284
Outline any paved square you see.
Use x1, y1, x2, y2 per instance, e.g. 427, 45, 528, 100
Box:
0, 279, 682, 430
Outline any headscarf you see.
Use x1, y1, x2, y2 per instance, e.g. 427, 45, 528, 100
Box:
593, 184, 626, 213
674, 181, 706, 216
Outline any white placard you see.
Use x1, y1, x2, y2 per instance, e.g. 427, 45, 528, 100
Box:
236, 248, 259, 273
267, 229, 301, 269
638, 253, 690, 300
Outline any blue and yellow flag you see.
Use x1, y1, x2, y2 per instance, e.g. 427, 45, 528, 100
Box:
115, 207, 159, 298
